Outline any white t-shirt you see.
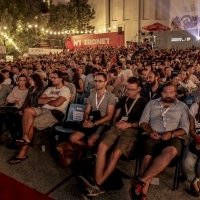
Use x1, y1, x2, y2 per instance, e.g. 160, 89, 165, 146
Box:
42, 86, 71, 113
81, 74, 86, 82
2, 78, 11, 85
118, 69, 133, 84
179, 80, 197, 93
189, 102, 200, 129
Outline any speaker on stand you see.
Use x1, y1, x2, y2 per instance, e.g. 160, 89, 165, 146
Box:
118, 27, 122, 34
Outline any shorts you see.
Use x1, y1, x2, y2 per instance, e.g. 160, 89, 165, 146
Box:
101, 125, 138, 158
32, 107, 58, 130
75, 121, 108, 138
141, 134, 184, 158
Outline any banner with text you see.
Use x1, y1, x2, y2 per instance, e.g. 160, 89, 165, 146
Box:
66, 32, 124, 49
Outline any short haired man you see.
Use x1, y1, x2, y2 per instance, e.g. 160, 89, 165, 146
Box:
141, 71, 161, 101
79, 77, 147, 197
70, 72, 116, 148
79, 67, 99, 104
162, 66, 172, 82
130, 82, 190, 200
138, 68, 148, 88
9, 71, 71, 164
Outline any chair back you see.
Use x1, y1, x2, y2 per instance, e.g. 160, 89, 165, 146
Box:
66, 103, 86, 122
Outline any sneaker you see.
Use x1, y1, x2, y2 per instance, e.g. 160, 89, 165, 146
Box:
78, 176, 96, 189
82, 186, 105, 197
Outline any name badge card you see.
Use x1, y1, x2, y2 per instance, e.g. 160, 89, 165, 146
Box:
121, 116, 128, 121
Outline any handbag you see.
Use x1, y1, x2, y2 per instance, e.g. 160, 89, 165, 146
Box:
0, 106, 18, 115
89, 110, 102, 122
50, 109, 64, 122
55, 141, 82, 167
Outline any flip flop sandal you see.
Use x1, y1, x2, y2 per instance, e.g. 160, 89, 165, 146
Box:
8, 156, 28, 164
15, 139, 31, 146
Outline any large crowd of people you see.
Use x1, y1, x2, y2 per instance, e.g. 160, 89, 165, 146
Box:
1, 44, 200, 200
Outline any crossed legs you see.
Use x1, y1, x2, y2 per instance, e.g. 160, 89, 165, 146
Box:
9, 108, 36, 162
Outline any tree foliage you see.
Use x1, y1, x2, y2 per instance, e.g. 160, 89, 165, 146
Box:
48, 0, 95, 32
0, 0, 95, 56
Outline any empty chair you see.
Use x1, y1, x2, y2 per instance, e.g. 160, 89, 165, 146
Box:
54, 103, 86, 134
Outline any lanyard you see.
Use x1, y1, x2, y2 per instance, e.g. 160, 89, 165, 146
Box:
161, 107, 170, 117
149, 91, 156, 100
125, 96, 140, 116
96, 90, 106, 110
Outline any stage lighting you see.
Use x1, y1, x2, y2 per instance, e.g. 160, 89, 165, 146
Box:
197, 37, 200, 40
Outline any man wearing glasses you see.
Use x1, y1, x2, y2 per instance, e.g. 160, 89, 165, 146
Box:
70, 72, 116, 149
79, 77, 147, 197
130, 82, 189, 200
9, 70, 71, 164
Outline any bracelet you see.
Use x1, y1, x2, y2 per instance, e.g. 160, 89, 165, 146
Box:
194, 136, 200, 144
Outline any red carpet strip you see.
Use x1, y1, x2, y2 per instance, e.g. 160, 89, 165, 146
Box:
0, 172, 53, 200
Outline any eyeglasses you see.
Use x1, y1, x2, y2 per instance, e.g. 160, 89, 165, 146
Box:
126, 88, 138, 91
94, 80, 105, 83
51, 77, 59, 79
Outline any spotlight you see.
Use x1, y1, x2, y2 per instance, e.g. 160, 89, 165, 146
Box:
197, 37, 200, 40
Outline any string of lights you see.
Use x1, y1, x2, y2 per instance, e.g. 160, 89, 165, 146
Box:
0, 32, 20, 52
16, 24, 118, 35
0, 24, 118, 52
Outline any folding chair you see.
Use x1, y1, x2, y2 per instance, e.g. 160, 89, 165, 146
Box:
54, 103, 86, 134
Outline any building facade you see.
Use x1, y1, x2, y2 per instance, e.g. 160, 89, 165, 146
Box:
53, 0, 200, 48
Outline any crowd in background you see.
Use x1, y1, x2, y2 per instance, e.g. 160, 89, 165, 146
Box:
1, 44, 200, 199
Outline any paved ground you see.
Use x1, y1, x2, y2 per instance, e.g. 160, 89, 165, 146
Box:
0, 130, 197, 200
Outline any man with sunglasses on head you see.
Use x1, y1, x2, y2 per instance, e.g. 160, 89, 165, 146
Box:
70, 72, 116, 149
130, 82, 190, 200
78, 77, 147, 197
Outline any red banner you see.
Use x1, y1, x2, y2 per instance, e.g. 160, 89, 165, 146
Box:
66, 32, 124, 49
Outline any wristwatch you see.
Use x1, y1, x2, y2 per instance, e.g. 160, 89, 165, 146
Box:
171, 131, 175, 138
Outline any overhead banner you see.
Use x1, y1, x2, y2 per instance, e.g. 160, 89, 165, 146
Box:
28, 48, 63, 55
66, 32, 124, 49
170, 1, 200, 30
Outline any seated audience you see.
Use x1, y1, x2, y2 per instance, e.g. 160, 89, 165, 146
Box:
70, 72, 116, 149
0, 74, 28, 144
79, 67, 99, 104
182, 101, 200, 197
1, 69, 12, 85
138, 68, 148, 88
78, 77, 147, 197
0, 73, 11, 107
179, 70, 197, 94
6, 74, 44, 148
141, 71, 161, 101
9, 71, 71, 164
130, 82, 190, 200
63, 72, 76, 103
71, 68, 84, 95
